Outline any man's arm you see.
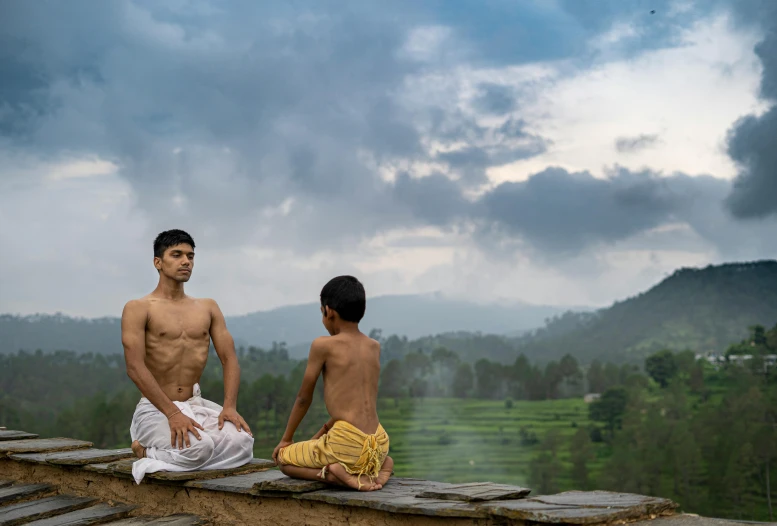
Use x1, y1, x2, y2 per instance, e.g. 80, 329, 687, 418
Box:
272, 338, 327, 463
208, 299, 251, 435
122, 300, 203, 449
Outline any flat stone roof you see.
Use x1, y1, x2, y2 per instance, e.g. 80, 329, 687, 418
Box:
0, 428, 693, 525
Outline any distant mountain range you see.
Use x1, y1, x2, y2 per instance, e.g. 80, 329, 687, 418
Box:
3, 260, 776, 364
0, 294, 569, 357
514, 260, 777, 364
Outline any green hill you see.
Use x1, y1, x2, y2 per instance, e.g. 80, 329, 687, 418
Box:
0, 294, 567, 356
516, 260, 777, 364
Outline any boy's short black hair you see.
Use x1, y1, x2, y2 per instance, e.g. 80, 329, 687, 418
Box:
320, 275, 366, 323
154, 229, 195, 258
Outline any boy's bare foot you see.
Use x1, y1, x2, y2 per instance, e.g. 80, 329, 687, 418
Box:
327, 463, 381, 491
131, 440, 146, 459
373, 456, 394, 489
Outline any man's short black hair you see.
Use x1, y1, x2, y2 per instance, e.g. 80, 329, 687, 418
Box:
154, 229, 195, 258
320, 275, 366, 323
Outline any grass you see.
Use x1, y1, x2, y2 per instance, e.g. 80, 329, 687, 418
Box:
253, 396, 607, 488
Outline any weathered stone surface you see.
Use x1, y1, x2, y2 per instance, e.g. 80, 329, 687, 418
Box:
109, 458, 274, 482
533, 490, 678, 515
105, 514, 208, 525
0, 482, 11, 490
81, 463, 112, 474
416, 481, 531, 502
0, 483, 55, 504
0, 495, 97, 526
631, 515, 757, 526
184, 470, 279, 494
0, 431, 39, 442
24, 503, 138, 525
253, 471, 328, 494
10, 449, 134, 466
297, 477, 487, 518
482, 492, 678, 524
184, 468, 325, 495
0, 439, 92, 456
487, 502, 654, 524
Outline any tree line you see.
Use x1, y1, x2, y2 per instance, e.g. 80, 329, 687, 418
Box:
531, 324, 777, 522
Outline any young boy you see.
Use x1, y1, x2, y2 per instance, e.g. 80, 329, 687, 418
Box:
272, 276, 393, 491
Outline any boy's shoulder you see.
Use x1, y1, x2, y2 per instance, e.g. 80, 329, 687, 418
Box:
310, 333, 381, 351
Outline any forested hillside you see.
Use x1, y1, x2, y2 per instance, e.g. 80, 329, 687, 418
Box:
514, 261, 777, 364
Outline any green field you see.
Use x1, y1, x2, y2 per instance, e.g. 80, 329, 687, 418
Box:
253, 397, 605, 488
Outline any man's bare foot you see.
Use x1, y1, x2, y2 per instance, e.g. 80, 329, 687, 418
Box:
327, 463, 381, 491
131, 440, 146, 459
373, 456, 394, 489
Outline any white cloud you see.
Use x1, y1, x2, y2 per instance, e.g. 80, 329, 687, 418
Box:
401, 14, 765, 185
46, 157, 119, 181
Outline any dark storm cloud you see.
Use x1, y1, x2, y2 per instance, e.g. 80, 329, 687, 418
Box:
724, 1, 777, 218
472, 83, 517, 114
392, 172, 471, 226
615, 133, 660, 153
434, 118, 548, 185
0, 0, 769, 261
0, 0, 558, 251
475, 167, 680, 254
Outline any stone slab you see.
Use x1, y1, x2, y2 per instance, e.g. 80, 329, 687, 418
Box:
482, 492, 679, 525
489, 503, 658, 524
184, 469, 325, 495
24, 503, 138, 525
0, 439, 92, 456
631, 515, 759, 526
252, 471, 328, 494
416, 481, 531, 502
0, 431, 39, 442
105, 515, 208, 525
0, 495, 97, 526
184, 470, 277, 494
0, 483, 55, 505
109, 458, 275, 482
533, 490, 678, 515
81, 463, 112, 474
10, 449, 134, 466
297, 477, 487, 519
0, 482, 11, 490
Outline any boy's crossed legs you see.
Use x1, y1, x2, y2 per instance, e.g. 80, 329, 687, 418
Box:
279, 456, 394, 491
274, 420, 393, 491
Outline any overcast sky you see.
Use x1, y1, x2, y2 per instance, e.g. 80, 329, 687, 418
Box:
2, 0, 777, 318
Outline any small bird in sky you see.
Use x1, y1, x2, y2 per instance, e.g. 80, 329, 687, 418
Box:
650, 10, 656, 14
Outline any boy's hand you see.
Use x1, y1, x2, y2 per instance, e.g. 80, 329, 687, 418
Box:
272, 440, 293, 465
218, 408, 253, 436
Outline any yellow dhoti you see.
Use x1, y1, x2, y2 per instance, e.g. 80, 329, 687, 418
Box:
278, 421, 389, 487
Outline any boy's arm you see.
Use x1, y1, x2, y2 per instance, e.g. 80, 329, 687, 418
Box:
208, 299, 252, 436
272, 338, 327, 463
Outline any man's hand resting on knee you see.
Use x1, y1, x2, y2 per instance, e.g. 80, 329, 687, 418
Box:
168, 411, 204, 450
218, 408, 253, 436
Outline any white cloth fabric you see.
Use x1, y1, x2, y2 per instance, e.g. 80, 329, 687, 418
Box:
129, 383, 254, 484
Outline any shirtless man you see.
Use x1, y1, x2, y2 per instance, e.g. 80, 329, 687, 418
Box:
272, 275, 393, 491
122, 229, 254, 484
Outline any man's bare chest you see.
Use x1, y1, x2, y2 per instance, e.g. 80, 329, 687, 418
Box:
146, 306, 211, 341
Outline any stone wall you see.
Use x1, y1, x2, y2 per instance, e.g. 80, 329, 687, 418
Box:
0, 428, 704, 526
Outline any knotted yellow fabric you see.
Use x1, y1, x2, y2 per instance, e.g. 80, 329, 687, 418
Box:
278, 420, 389, 487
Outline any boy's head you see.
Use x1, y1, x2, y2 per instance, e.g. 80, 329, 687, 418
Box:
153, 229, 196, 281
320, 276, 366, 329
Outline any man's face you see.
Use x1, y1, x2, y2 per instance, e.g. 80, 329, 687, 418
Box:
154, 243, 194, 282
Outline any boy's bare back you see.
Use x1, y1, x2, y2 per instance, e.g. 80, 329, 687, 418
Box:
315, 332, 381, 435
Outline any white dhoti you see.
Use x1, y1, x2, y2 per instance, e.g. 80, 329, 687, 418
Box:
129, 384, 254, 484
